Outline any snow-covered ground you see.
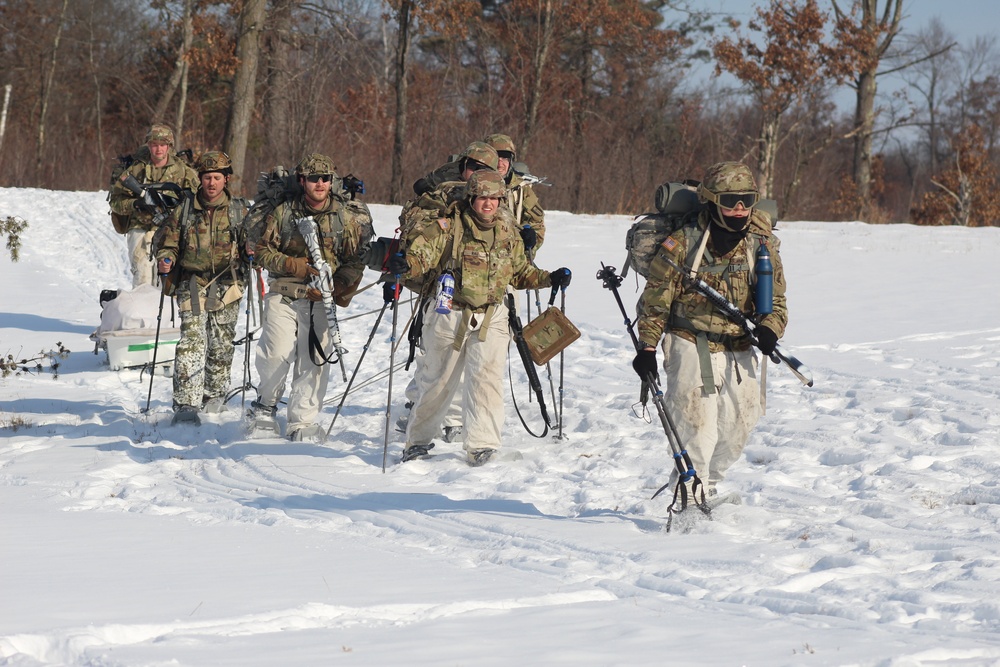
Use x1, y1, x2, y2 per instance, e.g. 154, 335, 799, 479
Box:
2, 187, 1000, 666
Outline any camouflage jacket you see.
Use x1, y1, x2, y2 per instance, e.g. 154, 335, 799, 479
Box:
401, 200, 551, 310
637, 209, 787, 352
109, 154, 199, 232
255, 194, 373, 291
506, 172, 545, 251
155, 190, 247, 287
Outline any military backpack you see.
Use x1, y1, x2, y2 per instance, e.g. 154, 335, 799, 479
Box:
623, 181, 778, 279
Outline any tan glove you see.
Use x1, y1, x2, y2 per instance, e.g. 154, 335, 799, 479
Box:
305, 287, 323, 302
284, 255, 318, 279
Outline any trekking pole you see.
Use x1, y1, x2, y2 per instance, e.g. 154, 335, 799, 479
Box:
382, 277, 402, 472
556, 287, 568, 440
226, 256, 257, 407
143, 260, 171, 413
596, 263, 709, 527
325, 285, 392, 441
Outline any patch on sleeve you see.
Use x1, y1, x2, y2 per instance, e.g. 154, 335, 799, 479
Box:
437, 218, 449, 231
661, 236, 678, 252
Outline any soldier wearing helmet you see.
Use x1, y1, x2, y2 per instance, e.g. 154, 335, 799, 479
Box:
109, 123, 198, 287
387, 168, 571, 466
153, 150, 249, 425
483, 133, 547, 256
632, 161, 788, 501
250, 152, 374, 442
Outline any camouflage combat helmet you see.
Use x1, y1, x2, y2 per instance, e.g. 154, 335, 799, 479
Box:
460, 141, 499, 172
145, 123, 175, 146
465, 169, 506, 199
698, 161, 759, 205
295, 153, 337, 177
195, 150, 233, 175
484, 133, 516, 159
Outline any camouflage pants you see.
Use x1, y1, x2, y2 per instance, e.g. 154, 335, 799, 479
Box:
172, 285, 240, 409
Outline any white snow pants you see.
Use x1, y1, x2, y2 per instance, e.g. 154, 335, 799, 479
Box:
406, 302, 510, 452
127, 228, 157, 288
255, 291, 333, 433
403, 355, 463, 428
662, 333, 762, 491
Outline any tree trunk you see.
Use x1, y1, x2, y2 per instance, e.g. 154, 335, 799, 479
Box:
176, 59, 189, 146
520, 0, 554, 161
757, 113, 780, 200
264, 0, 295, 164
152, 0, 194, 125
36, 0, 69, 182
853, 68, 877, 214
224, 0, 268, 196
0, 84, 12, 164
390, 1, 413, 205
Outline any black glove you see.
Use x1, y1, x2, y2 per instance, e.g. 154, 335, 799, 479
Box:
382, 280, 398, 304
756, 326, 778, 356
519, 225, 537, 251
387, 252, 410, 277
632, 348, 658, 380
549, 267, 572, 289
133, 198, 156, 215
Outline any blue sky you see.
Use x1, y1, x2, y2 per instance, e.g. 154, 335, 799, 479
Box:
703, 0, 995, 46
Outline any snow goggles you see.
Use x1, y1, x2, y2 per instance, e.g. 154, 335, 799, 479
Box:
306, 174, 332, 183
703, 190, 759, 210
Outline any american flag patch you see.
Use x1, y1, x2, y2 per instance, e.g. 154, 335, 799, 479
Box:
437, 218, 449, 231
662, 236, 678, 251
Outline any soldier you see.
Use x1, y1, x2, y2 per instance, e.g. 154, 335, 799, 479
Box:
631, 161, 788, 499
482, 133, 546, 257
398, 141, 502, 444
154, 151, 248, 425
388, 169, 571, 466
110, 124, 199, 287
251, 153, 374, 442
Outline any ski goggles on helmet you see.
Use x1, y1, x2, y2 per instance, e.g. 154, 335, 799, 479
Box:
306, 174, 332, 183
462, 158, 492, 173
702, 189, 759, 210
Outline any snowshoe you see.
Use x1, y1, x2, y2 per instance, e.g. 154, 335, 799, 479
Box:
466, 448, 496, 467
171, 406, 201, 426
400, 443, 435, 463
246, 401, 279, 437
288, 424, 324, 442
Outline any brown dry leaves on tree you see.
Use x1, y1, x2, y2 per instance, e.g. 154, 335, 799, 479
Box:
911, 123, 1000, 227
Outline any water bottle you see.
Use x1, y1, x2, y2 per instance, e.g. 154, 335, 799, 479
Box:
754, 241, 773, 315
435, 271, 455, 314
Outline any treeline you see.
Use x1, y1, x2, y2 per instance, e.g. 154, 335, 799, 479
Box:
0, 0, 997, 225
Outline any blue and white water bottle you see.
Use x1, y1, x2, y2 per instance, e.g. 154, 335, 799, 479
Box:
754, 240, 773, 315
435, 272, 455, 314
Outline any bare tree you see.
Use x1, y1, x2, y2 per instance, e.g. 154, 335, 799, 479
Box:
714, 0, 852, 199
831, 0, 904, 218
35, 0, 69, 181
224, 0, 268, 194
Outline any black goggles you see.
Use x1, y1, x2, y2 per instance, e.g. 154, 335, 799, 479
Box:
704, 190, 759, 209
306, 174, 332, 183
463, 159, 491, 173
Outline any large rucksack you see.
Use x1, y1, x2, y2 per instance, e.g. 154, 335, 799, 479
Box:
243, 166, 303, 253
396, 181, 465, 293
623, 181, 779, 279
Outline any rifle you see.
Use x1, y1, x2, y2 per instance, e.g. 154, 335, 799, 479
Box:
295, 216, 348, 382
117, 172, 182, 228
505, 291, 551, 437
658, 254, 814, 387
